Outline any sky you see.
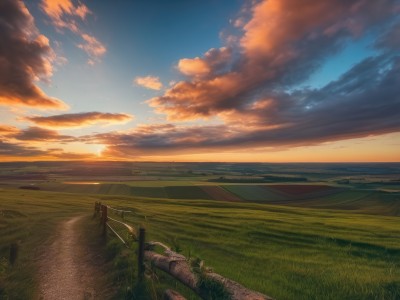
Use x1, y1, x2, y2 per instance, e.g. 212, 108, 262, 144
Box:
0, 0, 399, 162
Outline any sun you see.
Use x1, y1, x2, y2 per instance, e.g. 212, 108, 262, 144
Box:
95, 145, 106, 157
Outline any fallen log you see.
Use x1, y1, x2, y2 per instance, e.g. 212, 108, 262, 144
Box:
163, 289, 187, 300
145, 251, 198, 292
207, 272, 272, 300
144, 250, 273, 300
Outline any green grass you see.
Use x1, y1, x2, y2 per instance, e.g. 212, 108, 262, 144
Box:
42, 182, 101, 194
103, 192, 400, 299
1, 187, 399, 299
289, 190, 400, 216
98, 184, 131, 195
125, 181, 216, 187
130, 187, 168, 198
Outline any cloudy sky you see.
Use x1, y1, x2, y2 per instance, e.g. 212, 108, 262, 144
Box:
0, 0, 399, 162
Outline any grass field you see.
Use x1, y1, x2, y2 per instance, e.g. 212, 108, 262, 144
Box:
111, 195, 400, 300
1, 187, 399, 299
289, 190, 400, 216
1, 162, 400, 299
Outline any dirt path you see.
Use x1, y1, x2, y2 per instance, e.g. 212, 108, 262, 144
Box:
38, 215, 107, 300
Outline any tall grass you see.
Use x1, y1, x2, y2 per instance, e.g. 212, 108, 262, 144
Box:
0, 188, 399, 299
101, 193, 400, 299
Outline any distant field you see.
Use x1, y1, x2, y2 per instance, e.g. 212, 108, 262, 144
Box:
164, 186, 213, 200
1, 180, 397, 217
130, 186, 167, 198
222, 185, 285, 201
268, 184, 336, 195
200, 186, 241, 202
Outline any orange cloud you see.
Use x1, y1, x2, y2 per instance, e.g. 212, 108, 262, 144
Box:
12, 126, 75, 142
75, 3, 91, 19
0, 140, 97, 160
0, 140, 47, 158
134, 76, 163, 90
41, 0, 82, 32
177, 47, 231, 79
0, 125, 77, 143
141, 0, 400, 158
0, 91, 67, 111
0, 125, 19, 135
41, 0, 74, 19
25, 112, 133, 129
78, 34, 107, 63
41, 0, 106, 64
149, 72, 242, 120
0, 0, 68, 110
149, 0, 397, 122
178, 58, 211, 77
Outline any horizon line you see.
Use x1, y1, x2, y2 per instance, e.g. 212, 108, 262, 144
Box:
0, 160, 399, 164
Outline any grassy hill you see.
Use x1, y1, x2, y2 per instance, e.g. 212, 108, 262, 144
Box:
0, 188, 399, 299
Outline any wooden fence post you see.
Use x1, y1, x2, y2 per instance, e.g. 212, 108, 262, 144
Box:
138, 227, 146, 280
93, 201, 98, 218
102, 205, 108, 236
9, 243, 18, 266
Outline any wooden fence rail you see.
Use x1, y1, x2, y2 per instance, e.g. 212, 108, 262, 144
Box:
94, 201, 273, 300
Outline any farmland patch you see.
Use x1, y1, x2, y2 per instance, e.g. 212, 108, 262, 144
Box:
222, 185, 285, 201
200, 186, 241, 202
164, 186, 213, 200
130, 186, 167, 198
268, 184, 336, 195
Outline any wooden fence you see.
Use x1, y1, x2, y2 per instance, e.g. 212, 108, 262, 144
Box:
94, 201, 273, 300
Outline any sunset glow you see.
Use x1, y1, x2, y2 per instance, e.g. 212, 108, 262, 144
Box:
0, 0, 399, 162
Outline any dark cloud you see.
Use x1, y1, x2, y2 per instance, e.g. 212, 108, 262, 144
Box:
0, 0, 67, 109
0, 140, 95, 159
375, 20, 400, 51
87, 124, 232, 157
25, 112, 133, 128
149, 0, 398, 121
2, 0, 399, 160
0, 125, 19, 135
0, 141, 46, 157
87, 53, 400, 157
12, 126, 76, 142
46, 149, 98, 160
103, 0, 399, 158
0, 125, 76, 142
